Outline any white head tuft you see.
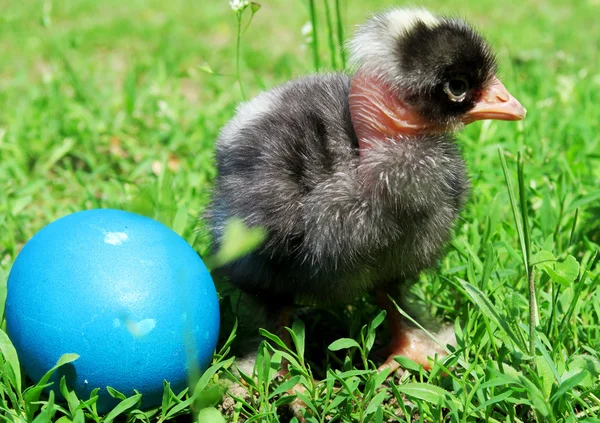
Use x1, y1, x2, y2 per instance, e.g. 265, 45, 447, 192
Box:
347, 7, 440, 83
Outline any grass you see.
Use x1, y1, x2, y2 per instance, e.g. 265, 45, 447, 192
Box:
1, 0, 600, 421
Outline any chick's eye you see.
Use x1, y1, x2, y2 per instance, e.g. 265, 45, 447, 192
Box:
444, 77, 470, 102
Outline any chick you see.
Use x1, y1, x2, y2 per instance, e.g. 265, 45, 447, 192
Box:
208, 7, 525, 372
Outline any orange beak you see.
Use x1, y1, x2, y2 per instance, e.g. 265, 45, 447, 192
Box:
463, 76, 527, 124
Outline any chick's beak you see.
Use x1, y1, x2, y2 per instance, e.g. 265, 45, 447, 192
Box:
463, 76, 526, 124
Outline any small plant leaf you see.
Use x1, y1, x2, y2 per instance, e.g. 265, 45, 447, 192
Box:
160, 380, 173, 419
72, 410, 85, 423
250, 2, 261, 13
328, 338, 360, 351
333, 369, 372, 378
552, 255, 580, 285
59, 376, 81, 413
365, 391, 387, 415
551, 370, 589, 402
259, 328, 289, 352
480, 241, 497, 289
531, 250, 555, 267
197, 407, 226, 423
0, 329, 21, 392
393, 356, 423, 373
534, 355, 555, 399
193, 357, 235, 399
216, 319, 238, 358
395, 383, 452, 405
198, 63, 214, 74
295, 391, 319, 416
534, 252, 580, 286
458, 279, 524, 351
373, 367, 391, 388
366, 310, 386, 352
472, 390, 514, 414
563, 354, 600, 388
103, 394, 142, 423
498, 147, 528, 273
520, 377, 551, 417
32, 390, 56, 423
172, 206, 188, 236
255, 342, 274, 388
28, 352, 80, 412
290, 319, 306, 359
270, 375, 301, 399
107, 386, 127, 400
164, 394, 196, 420
195, 385, 223, 410
207, 218, 265, 268
274, 395, 298, 407
55, 354, 79, 371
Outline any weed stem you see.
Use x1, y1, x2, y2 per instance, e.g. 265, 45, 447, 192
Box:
308, 0, 320, 70
236, 12, 246, 100
528, 267, 537, 353
323, 0, 338, 69
334, 0, 346, 68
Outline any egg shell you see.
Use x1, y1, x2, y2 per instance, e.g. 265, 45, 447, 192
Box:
6, 209, 220, 412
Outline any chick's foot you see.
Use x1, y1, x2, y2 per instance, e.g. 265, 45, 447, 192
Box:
375, 289, 456, 373
376, 325, 455, 373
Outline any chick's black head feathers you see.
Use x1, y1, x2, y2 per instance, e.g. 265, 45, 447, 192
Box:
396, 18, 498, 123
348, 8, 500, 127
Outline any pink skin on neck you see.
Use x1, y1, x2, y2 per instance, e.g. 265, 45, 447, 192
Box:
349, 71, 441, 152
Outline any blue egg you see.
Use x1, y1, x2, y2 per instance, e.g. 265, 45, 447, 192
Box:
6, 209, 220, 411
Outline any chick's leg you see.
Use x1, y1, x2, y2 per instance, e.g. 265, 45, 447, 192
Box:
375, 289, 455, 373
272, 306, 292, 377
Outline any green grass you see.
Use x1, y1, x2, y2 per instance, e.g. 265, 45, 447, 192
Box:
1, 0, 600, 421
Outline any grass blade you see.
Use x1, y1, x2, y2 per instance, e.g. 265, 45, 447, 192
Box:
518, 151, 539, 354
568, 208, 579, 247
234, 11, 246, 100
365, 391, 387, 415
498, 147, 528, 274
307, 0, 320, 70
323, 0, 338, 69
0, 329, 21, 393
103, 394, 142, 423
36, 354, 79, 389
334, 0, 346, 68
500, 148, 538, 353
193, 357, 235, 399
31, 391, 56, 423
551, 371, 588, 403
458, 279, 525, 352
395, 383, 453, 405
517, 151, 532, 266
289, 319, 306, 360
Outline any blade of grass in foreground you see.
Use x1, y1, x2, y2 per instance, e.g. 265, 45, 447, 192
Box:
308, 0, 320, 70
499, 148, 537, 354
458, 279, 526, 354
517, 151, 539, 353
0, 329, 21, 393
498, 148, 529, 275
334, 0, 346, 68
323, 0, 338, 69
517, 151, 532, 268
